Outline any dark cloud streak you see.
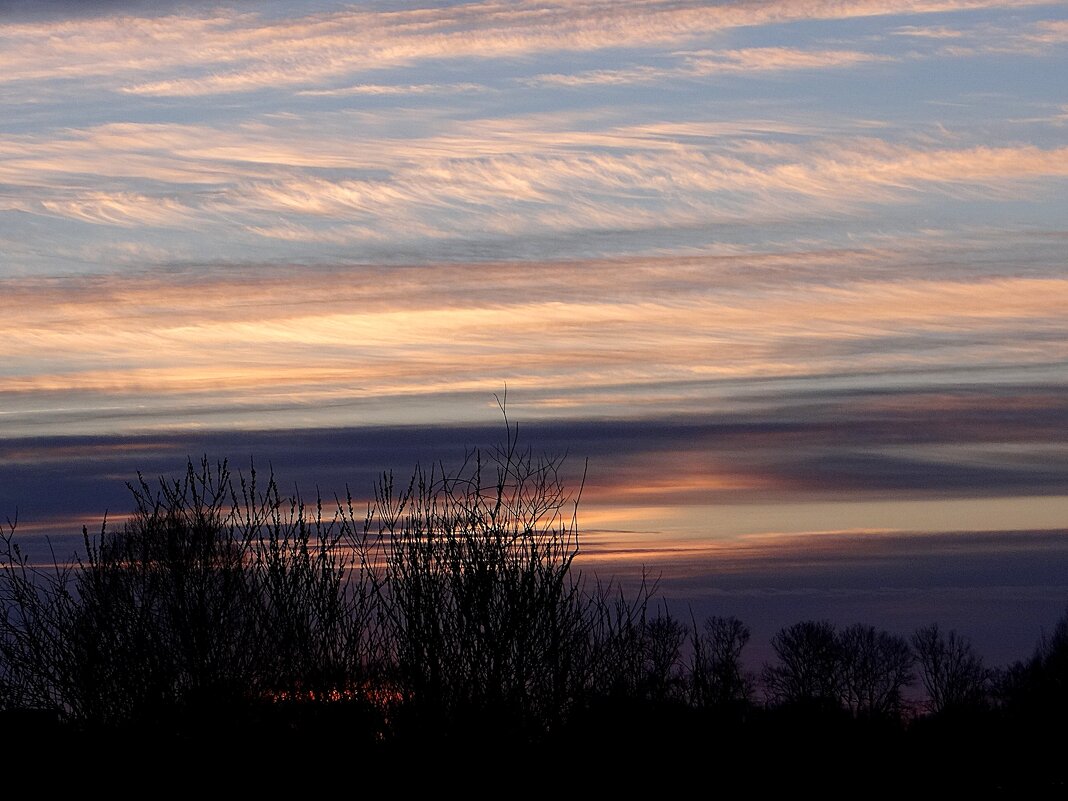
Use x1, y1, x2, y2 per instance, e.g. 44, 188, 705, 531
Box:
3, 380, 1066, 527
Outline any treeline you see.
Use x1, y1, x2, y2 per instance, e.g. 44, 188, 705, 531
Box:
1, 429, 1066, 782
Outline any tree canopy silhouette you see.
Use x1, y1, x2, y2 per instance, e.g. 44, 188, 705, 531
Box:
1, 416, 1066, 788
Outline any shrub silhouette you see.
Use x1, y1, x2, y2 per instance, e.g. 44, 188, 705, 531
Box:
1, 514, 76, 717
367, 420, 588, 741
0, 419, 721, 746
2, 458, 382, 735
1, 414, 600, 742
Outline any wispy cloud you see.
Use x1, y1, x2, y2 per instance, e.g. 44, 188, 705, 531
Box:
0, 1, 1054, 96
28, 191, 196, 227
892, 15, 1068, 56
3, 1, 1064, 265
3, 249, 1065, 437
296, 81, 489, 97
893, 25, 969, 39
4, 107, 1066, 241
528, 47, 892, 87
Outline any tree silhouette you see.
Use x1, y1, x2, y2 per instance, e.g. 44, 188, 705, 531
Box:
838, 623, 913, 720
912, 623, 988, 715
763, 620, 842, 710
997, 606, 1068, 721
642, 608, 687, 703
691, 615, 753, 709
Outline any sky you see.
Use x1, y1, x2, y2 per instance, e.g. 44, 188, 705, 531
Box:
2, 0, 1067, 666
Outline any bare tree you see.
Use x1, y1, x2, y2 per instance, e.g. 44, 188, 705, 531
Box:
582, 573, 657, 700
643, 608, 687, 703
691, 615, 753, 708
763, 620, 842, 709
996, 606, 1068, 721
838, 623, 914, 719
912, 623, 988, 715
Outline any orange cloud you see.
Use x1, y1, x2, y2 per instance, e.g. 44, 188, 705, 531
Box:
2, 250, 1065, 435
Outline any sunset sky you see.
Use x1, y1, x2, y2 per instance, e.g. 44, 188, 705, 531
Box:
2, 0, 1067, 664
